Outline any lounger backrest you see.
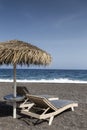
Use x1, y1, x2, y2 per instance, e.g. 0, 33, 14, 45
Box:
27, 95, 58, 111
17, 86, 29, 96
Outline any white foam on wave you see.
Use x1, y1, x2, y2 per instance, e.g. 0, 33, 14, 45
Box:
0, 78, 87, 84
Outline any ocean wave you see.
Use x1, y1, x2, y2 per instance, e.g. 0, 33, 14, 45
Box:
0, 78, 87, 83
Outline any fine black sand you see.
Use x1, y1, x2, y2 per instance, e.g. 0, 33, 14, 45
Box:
0, 82, 87, 130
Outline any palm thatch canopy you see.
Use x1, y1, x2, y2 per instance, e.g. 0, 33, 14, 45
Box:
0, 40, 51, 65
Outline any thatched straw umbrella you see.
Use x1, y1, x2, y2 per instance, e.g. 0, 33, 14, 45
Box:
0, 40, 51, 118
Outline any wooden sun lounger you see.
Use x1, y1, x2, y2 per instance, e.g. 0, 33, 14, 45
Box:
17, 86, 59, 100
20, 94, 78, 125
17, 86, 59, 108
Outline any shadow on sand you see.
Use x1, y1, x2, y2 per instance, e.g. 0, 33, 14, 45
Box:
0, 101, 13, 117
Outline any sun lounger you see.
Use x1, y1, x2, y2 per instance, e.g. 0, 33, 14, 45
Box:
17, 86, 29, 97
17, 86, 59, 109
17, 86, 58, 100
20, 94, 78, 125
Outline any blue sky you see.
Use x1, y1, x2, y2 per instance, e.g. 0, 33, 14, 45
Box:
0, 0, 87, 69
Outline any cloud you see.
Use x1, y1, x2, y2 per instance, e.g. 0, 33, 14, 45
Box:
54, 7, 87, 29
54, 13, 80, 28
22, 11, 33, 19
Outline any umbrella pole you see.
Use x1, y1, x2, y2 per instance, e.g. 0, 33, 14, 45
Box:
13, 64, 17, 118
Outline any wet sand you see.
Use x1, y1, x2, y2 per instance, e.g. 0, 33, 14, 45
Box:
0, 82, 87, 130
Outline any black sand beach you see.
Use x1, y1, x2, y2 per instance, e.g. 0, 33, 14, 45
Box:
0, 83, 87, 130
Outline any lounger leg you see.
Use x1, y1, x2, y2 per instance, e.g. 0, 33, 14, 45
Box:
49, 116, 54, 125
71, 107, 74, 111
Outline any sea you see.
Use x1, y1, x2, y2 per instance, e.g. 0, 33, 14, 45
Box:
0, 68, 87, 83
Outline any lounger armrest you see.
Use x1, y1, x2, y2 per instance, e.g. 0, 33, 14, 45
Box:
19, 103, 34, 110
48, 97, 59, 101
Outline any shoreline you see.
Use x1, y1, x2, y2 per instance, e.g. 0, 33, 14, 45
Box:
0, 82, 87, 130
1, 79, 87, 84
